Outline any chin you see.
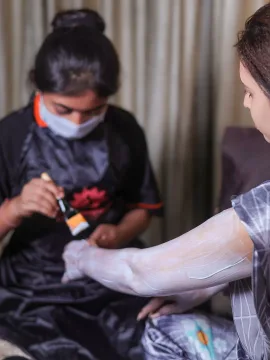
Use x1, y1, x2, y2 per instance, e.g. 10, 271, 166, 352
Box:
263, 135, 270, 143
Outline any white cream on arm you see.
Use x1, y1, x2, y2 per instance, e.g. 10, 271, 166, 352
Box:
62, 208, 253, 296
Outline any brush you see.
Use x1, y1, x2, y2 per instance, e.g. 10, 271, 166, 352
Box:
41, 172, 90, 236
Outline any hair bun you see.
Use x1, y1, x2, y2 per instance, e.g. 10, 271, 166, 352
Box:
52, 9, 106, 33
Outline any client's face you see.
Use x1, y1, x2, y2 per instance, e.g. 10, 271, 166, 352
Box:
240, 62, 270, 143
42, 90, 108, 125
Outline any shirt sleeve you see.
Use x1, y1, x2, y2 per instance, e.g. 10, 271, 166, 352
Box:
231, 181, 270, 258
0, 139, 11, 205
0, 106, 33, 206
123, 125, 163, 217
231, 181, 270, 344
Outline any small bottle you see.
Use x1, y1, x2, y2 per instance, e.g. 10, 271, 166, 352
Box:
41, 172, 90, 236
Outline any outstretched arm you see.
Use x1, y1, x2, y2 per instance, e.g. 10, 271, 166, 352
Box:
63, 208, 253, 296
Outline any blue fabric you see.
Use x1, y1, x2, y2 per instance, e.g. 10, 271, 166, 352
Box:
142, 313, 238, 360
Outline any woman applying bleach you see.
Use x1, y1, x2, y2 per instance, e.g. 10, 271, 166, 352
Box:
0, 8, 162, 360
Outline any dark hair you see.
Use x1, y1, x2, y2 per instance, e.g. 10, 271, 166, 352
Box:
30, 9, 120, 97
236, 3, 270, 97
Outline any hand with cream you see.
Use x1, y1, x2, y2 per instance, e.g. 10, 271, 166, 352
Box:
62, 239, 89, 283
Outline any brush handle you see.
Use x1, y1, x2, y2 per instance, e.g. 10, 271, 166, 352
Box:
41, 172, 53, 182
41, 174, 90, 235
41, 173, 65, 202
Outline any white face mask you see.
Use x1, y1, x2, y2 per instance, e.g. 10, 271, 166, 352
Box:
39, 97, 106, 139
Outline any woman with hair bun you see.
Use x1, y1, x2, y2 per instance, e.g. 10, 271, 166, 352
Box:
0, 8, 162, 360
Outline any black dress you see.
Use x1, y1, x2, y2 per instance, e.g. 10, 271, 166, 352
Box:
0, 95, 163, 360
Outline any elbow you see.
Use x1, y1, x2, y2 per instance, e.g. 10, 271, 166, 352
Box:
128, 276, 154, 297
128, 275, 150, 297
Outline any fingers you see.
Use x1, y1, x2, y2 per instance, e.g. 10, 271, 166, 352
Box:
62, 240, 89, 283
34, 184, 58, 205
28, 185, 58, 216
19, 178, 65, 218
34, 178, 64, 199
62, 268, 84, 283
23, 199, 57, 218
150, 303, 182, 318
62, 240, 88, 262
62, 273, 69, 284
88, 225, 115, 246
137, 298, 165, 321
137, 296, 185, 321
88, 227, 103, 245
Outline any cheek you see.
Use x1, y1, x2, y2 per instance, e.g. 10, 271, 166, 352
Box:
42, 99, 54, 114
250, 99, 270, 137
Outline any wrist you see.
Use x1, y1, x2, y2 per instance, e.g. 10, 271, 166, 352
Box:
4, 197, 23, 228
115, 224, 129, 247
77, 246, 94, 276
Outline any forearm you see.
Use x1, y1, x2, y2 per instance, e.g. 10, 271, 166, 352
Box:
116, 209, 151, 246
78, 248, 230, 297
78, 208, 253, 296
190, 283, 228, 302
0, 220, 12, 241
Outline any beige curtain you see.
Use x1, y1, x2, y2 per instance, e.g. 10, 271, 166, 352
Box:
0, 0, 268, 246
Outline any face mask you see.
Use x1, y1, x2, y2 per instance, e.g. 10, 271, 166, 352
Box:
39, 97, 106, 140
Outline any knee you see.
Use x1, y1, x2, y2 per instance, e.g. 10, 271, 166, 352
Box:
142, 317, 182, 360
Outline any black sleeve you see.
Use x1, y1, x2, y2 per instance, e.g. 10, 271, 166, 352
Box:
0, 139, 11, 205
123, 123, 163, 217
0, 105, 33, 205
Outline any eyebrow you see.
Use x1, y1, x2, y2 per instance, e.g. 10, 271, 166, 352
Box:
53, 102, 106, 114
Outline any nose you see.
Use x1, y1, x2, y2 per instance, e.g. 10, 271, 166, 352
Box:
243, 96, 250, 109
243, 95, 250, 109
70, 112, 85, 125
